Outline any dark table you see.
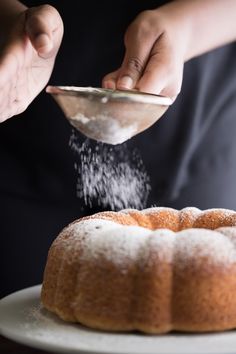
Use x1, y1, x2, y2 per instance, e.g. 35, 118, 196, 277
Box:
0, 335, 52, 354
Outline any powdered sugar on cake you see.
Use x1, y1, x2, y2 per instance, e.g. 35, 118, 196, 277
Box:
58, 209, 236, 268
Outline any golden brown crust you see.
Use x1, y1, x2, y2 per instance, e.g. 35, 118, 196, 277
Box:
193, 209, 236, 229
79, 211, 139, 227
77, 207, 236, 231
41, 207, 236, 334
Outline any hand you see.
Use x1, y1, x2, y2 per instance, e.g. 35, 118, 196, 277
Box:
0, 4, 63, 122
102, 6, 188, 98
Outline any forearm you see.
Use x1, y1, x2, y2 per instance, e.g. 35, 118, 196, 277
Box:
159, 0, 236, 61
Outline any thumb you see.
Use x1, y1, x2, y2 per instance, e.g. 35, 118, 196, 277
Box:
25, 5, 63, 59
116, 25, 156, 90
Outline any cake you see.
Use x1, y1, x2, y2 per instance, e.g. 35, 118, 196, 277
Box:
41, 207, 236, 334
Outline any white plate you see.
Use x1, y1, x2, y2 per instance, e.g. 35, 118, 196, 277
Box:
0, 285, 236, 354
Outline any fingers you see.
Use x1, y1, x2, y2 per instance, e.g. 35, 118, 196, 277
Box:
102, 70, 119, 89
115, 15, 157, 90
103, 31, 182, 97
0, 5, 62, 122
103, 10, 184, 97
136, 33, 183, 97
25, 4, 64, 59
116, 53, 149, 91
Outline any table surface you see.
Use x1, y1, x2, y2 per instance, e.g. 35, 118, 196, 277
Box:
0, 334, 51, 354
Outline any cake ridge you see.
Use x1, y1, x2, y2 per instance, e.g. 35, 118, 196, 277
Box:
41, 207, 236, 334
55, 218, 236, 267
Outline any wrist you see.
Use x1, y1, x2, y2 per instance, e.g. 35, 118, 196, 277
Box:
153, 5, 192, 64
158, 0, 236, 62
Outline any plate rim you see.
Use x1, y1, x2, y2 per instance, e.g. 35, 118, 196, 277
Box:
46, 86, 173, 106
1, 285, 236, 354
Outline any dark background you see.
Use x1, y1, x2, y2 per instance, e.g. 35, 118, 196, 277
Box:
1, 0, 236, 298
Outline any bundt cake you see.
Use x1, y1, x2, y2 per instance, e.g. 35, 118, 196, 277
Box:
41, 207, 236, 334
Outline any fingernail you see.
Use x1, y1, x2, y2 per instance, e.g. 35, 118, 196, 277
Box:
117, 75, 133, 89
103, 80, 116, 90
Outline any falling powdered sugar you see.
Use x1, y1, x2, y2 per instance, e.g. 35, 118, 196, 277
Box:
69, 130, 151, 210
